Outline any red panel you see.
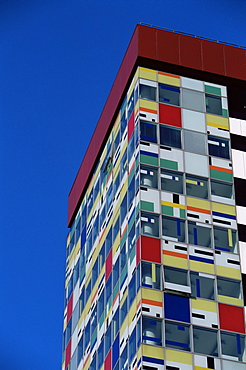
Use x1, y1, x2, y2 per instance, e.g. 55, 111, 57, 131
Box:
141, 236, 161, 263
128, 111, 135, 140
138, 25, 156, 59
224, 46, 246, 80
159, 104, 181, 127
105, 348, 112, 370
219, 303, 245, 333
65, 339, 71, 369
136, 237, 141, 265
202, 40, 225, 75
105, 248, 112, 281
179, 35, 203, 70
156, 29, 180, 65
67, 294, 73, 323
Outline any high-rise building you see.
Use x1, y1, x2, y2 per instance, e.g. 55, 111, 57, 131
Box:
62, 24, 246, 370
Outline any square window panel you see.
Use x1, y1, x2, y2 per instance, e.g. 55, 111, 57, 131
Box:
193, 327, 218, 356
206, 94, 222, 115
160, 125, 181, 148
184, 152, 209, 177
188, 221, 212, 248
165, 321, 190, 351
161, 169, 184, 194
162, 216, 186, 243
140, 121, 157, 143
186, 174, 208, 199
213, 226, 238, 253
140, 84, 156, 101
182, 109, 206, 133
190, 272, 215, 300
221, 332, 246, 362
159, 83, 180, 106
208, 135, 230, 159
140, 164, 158, 189
184, 130, 207, 155
182, 88, 205, 112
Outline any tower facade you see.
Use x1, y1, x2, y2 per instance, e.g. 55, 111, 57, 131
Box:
62, 25, 246, 370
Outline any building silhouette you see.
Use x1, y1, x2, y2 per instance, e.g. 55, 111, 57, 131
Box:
62, 24, 246, 370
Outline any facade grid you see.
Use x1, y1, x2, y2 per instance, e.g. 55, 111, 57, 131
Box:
62, 25, 246, 370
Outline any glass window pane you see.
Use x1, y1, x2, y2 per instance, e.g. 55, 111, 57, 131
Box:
160, 125, 181, 148
141, 261, 161, 290
162, 216, 186, 243
182, 88, 205, 111
208, 135, 230, 159
140, 84, 156, 101
213, 226, 238, 253
141, 212, 160, 237
186, 174, 208, 199
140, 121, 157, 143
164, 266, 189, 286
165, 321, 190, 351
221, 332, 246, 362
217, 277, 242, 300
184, 130, 207, 155
159, 83, 180, 106
206, 94, 222, 115
140, 165, 158, 189
190, 272, 215, 300
142, 317, 163, 346
188, 221, 212, 248
193, 327, 218, 356
211, 180, 233, 199
161, 169, 183, 194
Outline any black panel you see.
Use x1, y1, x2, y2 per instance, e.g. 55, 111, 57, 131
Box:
231, 134, 246, 152
238, 224, 246, 242
234, 178, 246, 207
173, 194, 179, 204
207, 357, 215, 369
242, 274, 246, 306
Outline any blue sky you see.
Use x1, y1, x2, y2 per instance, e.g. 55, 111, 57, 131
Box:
0, 1, 245, 369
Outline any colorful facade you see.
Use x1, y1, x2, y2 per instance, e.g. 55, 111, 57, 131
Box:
62, 25, 246, 370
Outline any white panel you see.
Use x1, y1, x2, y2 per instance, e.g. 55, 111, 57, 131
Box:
232, 150, 246, 179
239, 242, 246, 274
184, 152, 209, 177
236, 206, 246, 225
140, 188, 160, 213
191, 308, 218, 328
166, 360, 192, 370
229, 118, 241, 135
222, 359, 246, 370
73, 281, 80, 310
139, 78, 157, 87
181, 77, 204, 91
182, 109, 206, 133
241, 119, 246, 136
71, 326, 78, 356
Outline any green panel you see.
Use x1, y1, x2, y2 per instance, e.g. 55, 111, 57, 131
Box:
90, 329, 97, 346
136, 154, 140, 167
128, 163, 136, 183
140, 154, 158, 166
106, 295, 113, 311
205, 85, 221, 96
161, 205, 173, 216
120, 264, 127, 286
141, 200, 154, 212
128, 210, 135, 231
222, 109, 228, 117
113, 281, 119, 301
99, 311, 105, 329
210, 169, 233, 182
160, 158, 178, 170
180, 209, 186, 219
120, 227, 128, 247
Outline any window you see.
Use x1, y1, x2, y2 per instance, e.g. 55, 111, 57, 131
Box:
188, 221, 212, 248
165, 321, 190, 351
159, 83, 180, 106
221, 332, 246, 362
140, 84, 156, 101
213, 226, 237, 253
217, 277, 242, 301
161, 169, 183, 194
140, 121, 157, 143
164, 266, 190, 293
193, 327, 218, 356
162, 216, 186, 243
211, 180, 233, 200
140, 164, 158, 189
160, 125, 181, 148
208, 135, 230, 159
206, 94, 222, 115
141, 261, 161, 290
142, 317, 163, 346
141, 212, 160, 237
190, 272, 215, 300
186, 174, 208, 199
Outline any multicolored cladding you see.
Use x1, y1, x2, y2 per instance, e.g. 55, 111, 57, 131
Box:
62, 67, 246, 370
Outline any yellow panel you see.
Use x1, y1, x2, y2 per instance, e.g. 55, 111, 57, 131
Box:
134, 100, 140, 116
139, 99, 158, 111
218, 295, 243, 307
187, 197, 210, 210
137, 345, 142, 361
206, 114, 229, 129
120, 181, 128, 201
128, 298, 137, 323
152, 263, 156, 283
142, 344, 164, 360
190, 261, 214, 274
84, 355, 90, 370
216, 266, 241, 279
191, 299, 217, 312
195, 367, 211, 370
165, 349, 192, 364
161, 201, 185, 209
112, 234, 120, 256
212, 202, 236, 216
142, 288, 163, 303
163, 255, 188, 269
139, 67, 157, 81
120, 314, 128, 338
158, 72, 180, 87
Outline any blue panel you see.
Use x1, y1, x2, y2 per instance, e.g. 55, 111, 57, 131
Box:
164, 293, 190, 323
176, 219, 181, 236
189, 255, 214, 264
236, 334, 241, 354
143, 356, 164, 365
112, 333, 120, 368
196, 278, 201, 297
193, 227, 198, 245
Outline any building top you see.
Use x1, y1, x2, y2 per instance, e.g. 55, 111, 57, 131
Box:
67, 24, 246, 227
